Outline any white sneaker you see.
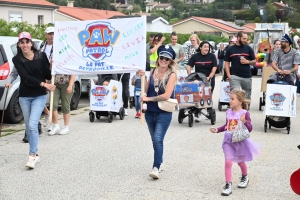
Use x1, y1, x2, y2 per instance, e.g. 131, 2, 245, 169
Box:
221, 182, 232, 196
238, 175, 249, 188
43, 114, 49, 127
47, 123, 53, 132
195, 115, 201, 122
59, 127, 70, 135
25, 156, 39, 169
124, 108, 128, 116
48, 124, 60, 136
149, 167, 159, 179
159, 163, 163, 172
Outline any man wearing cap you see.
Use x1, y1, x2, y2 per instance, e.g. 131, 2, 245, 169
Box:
224, 31, 255, 101
270, 33, 300, 85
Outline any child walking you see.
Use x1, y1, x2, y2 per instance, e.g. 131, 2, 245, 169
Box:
210, 90, 261, 196
131, 71, 143, 118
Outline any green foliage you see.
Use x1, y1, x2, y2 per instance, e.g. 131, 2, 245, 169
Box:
190, 9, 233, 19
235, 10, 255, 20
169, 18, 179, 24
146, 32, 229, 45
264, 1, 277, 22
74, 0, 111, 10
211, 1, 243, 10
132, 4, 142, 13
254, 17, 261, 23
46, 0, 67, 5
0, 19, 51, 40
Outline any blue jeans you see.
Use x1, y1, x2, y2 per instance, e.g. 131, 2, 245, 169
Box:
145, 111, 172, 169
19, 95, 47, 155
134, 95, 140, 112
219, 59, 224, 72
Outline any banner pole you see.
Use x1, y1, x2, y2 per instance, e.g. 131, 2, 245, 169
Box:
49, 75, 55, 123
140, 74, 145, 124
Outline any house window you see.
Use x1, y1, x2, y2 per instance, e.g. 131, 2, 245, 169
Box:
38, 15, 44, 25
9, 11, 22, 22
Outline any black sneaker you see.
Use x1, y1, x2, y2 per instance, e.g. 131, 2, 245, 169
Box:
22, 133, 28, 143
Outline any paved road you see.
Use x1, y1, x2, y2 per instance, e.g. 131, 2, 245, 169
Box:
0, 75, 299, 199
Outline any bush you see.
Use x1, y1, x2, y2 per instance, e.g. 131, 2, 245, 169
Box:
146, 32, 229, 45
287, 21, 300, 29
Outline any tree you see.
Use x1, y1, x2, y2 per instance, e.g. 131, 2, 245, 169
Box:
264, 0, 277, 22
169, 18, 179, 24
74, 0, 111, 10
131, 4, 142, 13
46, 0, 68, 5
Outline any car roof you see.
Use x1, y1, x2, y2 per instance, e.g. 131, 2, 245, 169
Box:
0, 36, 41, 44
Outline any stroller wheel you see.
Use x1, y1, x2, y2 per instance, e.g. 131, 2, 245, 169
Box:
89, 112, 95, 122
119, 107, 125, 120
178, 108, 185, 124
188, 114, 194, 127
264, 118, 267, 132
96, 112, 101, 119
259, 97, 262, 111
218, 101, 222, 111
210, 109, 216, 125
108, 113, 113, 123
287, 118, 291, 134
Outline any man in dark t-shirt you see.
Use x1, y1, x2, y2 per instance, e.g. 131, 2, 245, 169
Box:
224, 31, 255, 100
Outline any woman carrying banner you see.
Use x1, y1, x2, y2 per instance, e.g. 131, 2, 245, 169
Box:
12, 32, 55, 169
140, 44, 177, 179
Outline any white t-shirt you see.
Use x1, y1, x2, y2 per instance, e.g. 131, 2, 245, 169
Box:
43, 44, 53, 61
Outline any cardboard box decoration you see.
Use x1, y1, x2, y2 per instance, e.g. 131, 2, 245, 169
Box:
261, 66, 276, 92
175, 81, 212, 108
264, 84, 297, 117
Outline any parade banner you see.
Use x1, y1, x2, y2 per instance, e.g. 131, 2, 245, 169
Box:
52, 16, 146, 75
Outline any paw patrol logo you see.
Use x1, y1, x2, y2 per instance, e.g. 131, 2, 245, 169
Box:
181, 86, 191, 92
270, 93, 286, 107
78, 22, 120, 62
223, 85, 230, 97
91, 86, 109, 102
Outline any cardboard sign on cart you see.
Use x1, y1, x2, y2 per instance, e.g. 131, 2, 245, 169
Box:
220, 82, 230, 103
90, 80, 123, 112
175, 81, 212, 108
261, 66, 276, 92
264, 84, 297, 117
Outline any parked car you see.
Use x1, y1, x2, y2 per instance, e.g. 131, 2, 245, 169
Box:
0, 36, 96, 123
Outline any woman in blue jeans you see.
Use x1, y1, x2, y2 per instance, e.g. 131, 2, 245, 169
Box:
12, 32, 56, 169
140, 44, 177, 179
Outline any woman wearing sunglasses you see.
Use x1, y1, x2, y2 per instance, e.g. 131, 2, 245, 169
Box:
140, 44, 177, 179
186, 41, 218, 122
12, 32, 56, 169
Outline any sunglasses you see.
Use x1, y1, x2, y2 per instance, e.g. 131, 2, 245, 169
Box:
159, 56, 170, 61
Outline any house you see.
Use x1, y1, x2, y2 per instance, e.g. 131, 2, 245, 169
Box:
54, 3, 125, 21
172, 16, 253, 39
109, 15, 172, 33
146, 2, 158, 12
186, 0, 215, 4
0, 0, 58, 25
272, 1, 290, 9
117, 4, 133, 11
154, 3, 172, 11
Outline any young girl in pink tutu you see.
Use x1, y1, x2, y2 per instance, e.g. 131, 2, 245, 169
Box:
210, 90, 261, 196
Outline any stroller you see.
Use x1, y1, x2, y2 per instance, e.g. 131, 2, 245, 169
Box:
264, 74, 295, 134
89, 74, 125, 123
177, 72, 216, 127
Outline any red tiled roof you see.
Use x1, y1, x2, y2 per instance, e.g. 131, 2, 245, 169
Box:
0, 0, 57, 7
172, 16, 253, 33
57, 6, 126, 20
243, 23, 256, 30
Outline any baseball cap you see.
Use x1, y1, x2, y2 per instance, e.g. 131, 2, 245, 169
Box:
18, 32, 32, 40
45, 27, 54, 34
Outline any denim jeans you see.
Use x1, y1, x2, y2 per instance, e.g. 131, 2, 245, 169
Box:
19, 95, 47, 155
134, 95, 141, 112
145, 111, 172, 169
219, 59, 224, 72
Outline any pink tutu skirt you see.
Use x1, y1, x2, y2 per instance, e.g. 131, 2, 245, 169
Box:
222, 131, 261, 163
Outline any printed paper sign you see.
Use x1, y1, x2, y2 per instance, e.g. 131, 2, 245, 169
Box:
90, 79, 122, 112
264, 84, 297, 117
53, 17, 146, 75
220, 82, 230, 103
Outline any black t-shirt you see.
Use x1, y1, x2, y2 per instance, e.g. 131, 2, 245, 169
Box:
187, 52, 217, 77
224, 44, 255, 78
12, 51, 51, 97
218, 49, 225, 59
